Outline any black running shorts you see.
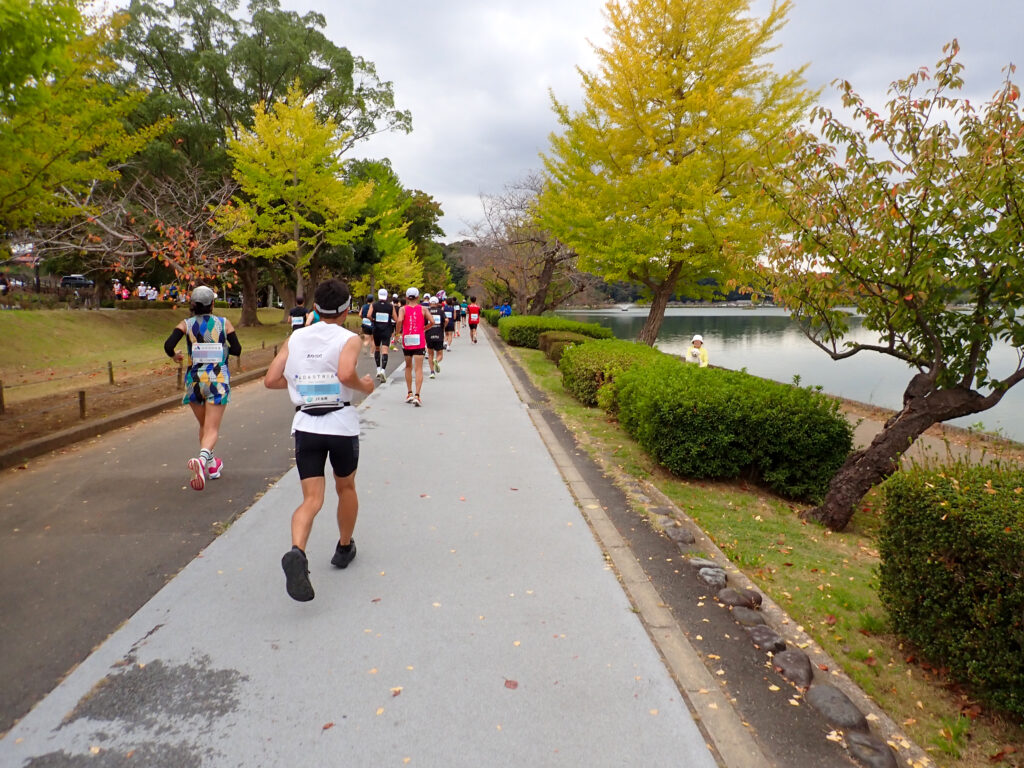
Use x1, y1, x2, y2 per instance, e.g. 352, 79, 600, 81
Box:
294, 431, 359, 479
426, 337, 444, 351
372, 329, 392, 347
403, 347, 425, 356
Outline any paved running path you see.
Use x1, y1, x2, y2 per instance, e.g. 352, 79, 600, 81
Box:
3, 331, 718, 767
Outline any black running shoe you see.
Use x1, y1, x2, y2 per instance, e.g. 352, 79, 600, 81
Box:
331, 539, 357, 569
282, 547, 314, 601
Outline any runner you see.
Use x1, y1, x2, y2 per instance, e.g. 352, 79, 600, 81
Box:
359, 294, 374, 346
288, 295, 309, 333
263, 278, 375, 602
390, 294, 400, 349
426, 296, 445, 379
371, 288, 396, 382
443, 296, 457, 351
163, 286, 241, 490
460, 298, 469, 333
395, 286, 434, 406
467, 296, 481, 344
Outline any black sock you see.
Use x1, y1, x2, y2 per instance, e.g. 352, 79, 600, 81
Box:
381, 353, 388, 369
292, 545, 305, 556
337, 540, 353, 551
374, 350, 381, 367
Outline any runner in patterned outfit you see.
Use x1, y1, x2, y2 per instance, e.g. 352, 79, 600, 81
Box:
163, 286, 242, 490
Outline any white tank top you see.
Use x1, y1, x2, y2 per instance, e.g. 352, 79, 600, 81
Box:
284, 322, 359, 436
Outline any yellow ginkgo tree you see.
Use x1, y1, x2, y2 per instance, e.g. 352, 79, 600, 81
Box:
537, 0, 813, 344
219, 82, 373, 304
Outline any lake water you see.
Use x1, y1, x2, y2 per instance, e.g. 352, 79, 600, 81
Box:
559, 306, 1024, 443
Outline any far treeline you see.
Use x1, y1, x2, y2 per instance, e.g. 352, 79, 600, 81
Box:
5, 0, 1024, 532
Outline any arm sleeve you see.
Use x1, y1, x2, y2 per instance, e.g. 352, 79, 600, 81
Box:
164, 327, 184, 358
226, 331, 242, 357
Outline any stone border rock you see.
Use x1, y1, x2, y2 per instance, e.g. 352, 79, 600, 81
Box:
606, 468, 937, 768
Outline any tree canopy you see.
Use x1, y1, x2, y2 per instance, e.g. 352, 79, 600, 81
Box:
760, 42, 1024, 530
538, 0, 812, 344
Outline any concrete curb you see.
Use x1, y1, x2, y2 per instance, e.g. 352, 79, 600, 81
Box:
0, 366, 269, 471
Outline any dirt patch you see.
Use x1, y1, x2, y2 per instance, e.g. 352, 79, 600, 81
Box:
0, 347, 279, 452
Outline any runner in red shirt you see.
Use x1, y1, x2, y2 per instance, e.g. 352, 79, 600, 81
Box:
466, 296, 481, 344
395, 286, 435, 406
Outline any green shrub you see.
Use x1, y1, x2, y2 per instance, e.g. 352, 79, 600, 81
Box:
482, 309, 501, 326
879, 466, 1024, 717
498, 315, 612, 349
118, 300, 177, 310
612, 355, 851, 501
538, 330, 590, 354
559, 338, 667, 408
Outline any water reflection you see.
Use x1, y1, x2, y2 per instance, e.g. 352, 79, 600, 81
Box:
560, 307, 1024, 442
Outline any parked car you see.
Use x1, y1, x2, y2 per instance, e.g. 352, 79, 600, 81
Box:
60, 274, 95, 288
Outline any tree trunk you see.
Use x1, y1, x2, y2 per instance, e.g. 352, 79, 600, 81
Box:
275, 279, 295, 325
805, 377, 996, 531
637, 264, 682, 346
237, 259, 261, 327
526, 256, 557, 315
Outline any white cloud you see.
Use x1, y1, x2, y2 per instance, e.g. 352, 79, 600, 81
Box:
298, 0, 1023, 241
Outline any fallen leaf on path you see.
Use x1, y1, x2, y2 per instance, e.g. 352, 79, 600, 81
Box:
391, 687, 403, 697
322, 722, 334, 731
504, 679, 518, 690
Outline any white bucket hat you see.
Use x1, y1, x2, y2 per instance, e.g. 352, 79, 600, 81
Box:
692, 334, 703, 343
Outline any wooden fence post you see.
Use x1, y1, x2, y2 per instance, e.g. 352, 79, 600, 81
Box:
0, 379, 5, 415
107, 361, 114, 385
177, 362, 183, 387
78, 390, 87, 419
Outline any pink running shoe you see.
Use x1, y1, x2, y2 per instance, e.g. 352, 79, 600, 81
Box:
207, 457, 223, 479
187, 457, 206, 491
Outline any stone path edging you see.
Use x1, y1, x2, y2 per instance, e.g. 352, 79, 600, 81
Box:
602, 459, 937, 768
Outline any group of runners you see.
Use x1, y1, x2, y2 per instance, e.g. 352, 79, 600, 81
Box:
164, 280, 483, 602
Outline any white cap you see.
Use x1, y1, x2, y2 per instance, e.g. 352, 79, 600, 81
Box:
692, 334, 703, 343
378, 288, 388, 300
191, 286, 215, 305
429, 296, 439, 304
406, 286, 419, 298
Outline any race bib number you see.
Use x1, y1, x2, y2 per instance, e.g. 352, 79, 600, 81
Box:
290, 315, 305, 328
403, 333, 422, 347
191, 342, 223, 364
469, 313, 479, 322
375, 311, 391, 323
431, 313, 442, 324
444, 310, 453, 319
294, 372, 342, 405
362, 318, 373, 328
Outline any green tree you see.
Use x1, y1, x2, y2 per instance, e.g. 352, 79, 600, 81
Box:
759, 43, 1024, 531
537, 0, 812, 344
0, 10, 167, 232
219, 83, 373, 310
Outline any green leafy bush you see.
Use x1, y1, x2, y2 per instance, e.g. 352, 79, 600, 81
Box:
482, 309, 501, 326
538, 330, 590, 354
498, 315, 612, 349
118, 300, 177, 310
880, 466, 1024, 717
612, 355, 851, 500
559, 338, 667, 408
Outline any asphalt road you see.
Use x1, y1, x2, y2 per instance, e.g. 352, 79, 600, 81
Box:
0, 355, 376, 735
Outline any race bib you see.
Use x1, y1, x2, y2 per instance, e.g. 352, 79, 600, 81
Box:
375, 311, 391, 323
294, 372, 342, 405
431, 313, 442, 324
191, 342, 223, 364
362, 318, 373, 328
469, 313, 479, 322
290, 315, 305, 328
403, 333, 422, 347
444, 310, 453, 319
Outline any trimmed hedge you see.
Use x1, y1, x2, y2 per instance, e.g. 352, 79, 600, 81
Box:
538, 330, 592, 366
879, 466, 1024, 717
612, 355, 851, 501
498, 315, 613, 349
482, 308, 501, 326
117, 300, 178, 310
559, 338, 667, 408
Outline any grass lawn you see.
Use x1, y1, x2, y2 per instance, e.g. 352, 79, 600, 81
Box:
508, 345, 1023, 768
0, 308, 293, 403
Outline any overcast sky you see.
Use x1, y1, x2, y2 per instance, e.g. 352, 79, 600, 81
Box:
292, 0, 1023, 242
